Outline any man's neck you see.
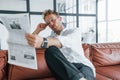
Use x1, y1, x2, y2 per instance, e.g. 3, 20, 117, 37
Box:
56, 25, 64, 35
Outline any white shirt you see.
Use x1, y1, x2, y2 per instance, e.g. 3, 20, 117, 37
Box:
49, 27, 96, 77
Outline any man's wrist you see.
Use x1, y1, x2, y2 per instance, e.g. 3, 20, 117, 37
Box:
41, 38, 48, 48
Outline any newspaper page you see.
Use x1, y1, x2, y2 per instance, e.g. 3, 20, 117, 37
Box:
0, 13, 37, 69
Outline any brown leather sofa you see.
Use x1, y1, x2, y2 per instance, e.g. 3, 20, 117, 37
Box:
0, 42, 120, 80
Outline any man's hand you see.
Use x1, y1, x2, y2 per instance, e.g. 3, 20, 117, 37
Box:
25, 33, 43, 48
32, 23, 47, 35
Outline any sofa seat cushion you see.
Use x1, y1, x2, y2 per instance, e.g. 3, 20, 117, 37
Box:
91, 43, 120, 67
96, 65, 120, 80
8, 49, 54, 80
0, 50, 7, 80
96, 73, 112, 80
26, 77, 56, 80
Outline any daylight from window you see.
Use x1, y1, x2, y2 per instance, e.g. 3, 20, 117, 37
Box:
98, 0, 120, 43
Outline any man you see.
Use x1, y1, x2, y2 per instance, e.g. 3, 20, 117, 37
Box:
25, 9, 95, 80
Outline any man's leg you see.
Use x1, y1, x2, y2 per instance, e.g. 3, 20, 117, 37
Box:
73, 63, 95, 80
45, 46, 84, 80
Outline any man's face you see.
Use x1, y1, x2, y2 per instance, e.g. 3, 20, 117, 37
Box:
45, 14, 62, 33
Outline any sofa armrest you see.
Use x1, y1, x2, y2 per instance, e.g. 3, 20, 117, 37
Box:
0, 50, 8, 80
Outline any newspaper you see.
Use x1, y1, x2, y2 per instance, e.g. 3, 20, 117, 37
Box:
0, 13, 37, 69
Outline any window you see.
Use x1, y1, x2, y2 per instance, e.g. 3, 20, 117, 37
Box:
0, 0, 97, 49
79, 0, 96, 14
30, 0, 53, 12
0, 0, 26, 11
56, 0, 97, 43
79, 16, 96, 43
98, 0, 120, 43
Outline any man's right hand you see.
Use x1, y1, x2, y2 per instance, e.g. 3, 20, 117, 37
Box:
32, 23, 47, 35
25, 33, 43, 48
37, 23, 47, 30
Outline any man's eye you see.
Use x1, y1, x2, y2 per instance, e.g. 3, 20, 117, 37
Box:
46, 21, 50, 25
51, 18, 54, 22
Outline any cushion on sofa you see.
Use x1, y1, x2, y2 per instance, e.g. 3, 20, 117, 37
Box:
8, 49, 54, 80
27, 77, 56, 80
96, 65, 120, 80
0, 50, 8, 80
91, 43, 120, 67
96, 73, 112, 80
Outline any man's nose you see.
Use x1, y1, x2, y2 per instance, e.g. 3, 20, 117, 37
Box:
49, 21, 54, 26
49, 23, 54, 29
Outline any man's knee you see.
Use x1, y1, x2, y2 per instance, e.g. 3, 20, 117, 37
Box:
47, 46, 57, 50
45, 46, 59, 57
46, 46, 58, 53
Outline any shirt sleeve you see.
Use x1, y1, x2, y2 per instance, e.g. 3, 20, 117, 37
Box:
56, 28, 82, 49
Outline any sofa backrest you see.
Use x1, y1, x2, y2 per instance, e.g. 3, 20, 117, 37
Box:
90, 43, 120, 67
82, 44, 92, 61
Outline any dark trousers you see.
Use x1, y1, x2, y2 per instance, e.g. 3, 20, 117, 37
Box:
45, 46, 95, 80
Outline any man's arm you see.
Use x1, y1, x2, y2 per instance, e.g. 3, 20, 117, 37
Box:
47, 37, 62, 48
32, 23, 47, 35
25, 33, 62, 48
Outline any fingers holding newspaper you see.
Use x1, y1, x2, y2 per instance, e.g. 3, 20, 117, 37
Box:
25, 33, 43, 48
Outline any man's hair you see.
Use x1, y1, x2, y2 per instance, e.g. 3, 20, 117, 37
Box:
42, 9, 59, 20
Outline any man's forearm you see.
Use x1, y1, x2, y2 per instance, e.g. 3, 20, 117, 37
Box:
32, 23, 47, 35
32, 26, 42, 35
47, 38, 62, 48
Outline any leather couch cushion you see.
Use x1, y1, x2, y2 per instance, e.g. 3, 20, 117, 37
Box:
25, 77, 56, 80
96, 65, 120, 80
96, 73, 112, 80
8, 49, 54, 80
0, 50, 7, 80
91, 43, 120, 67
